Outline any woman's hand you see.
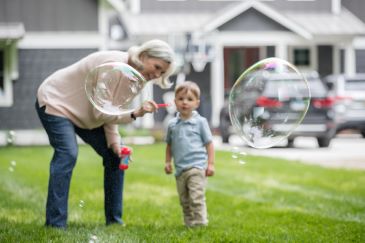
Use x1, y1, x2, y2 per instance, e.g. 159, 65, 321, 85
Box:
111, 143, 121, 157
133, 100, 159, 118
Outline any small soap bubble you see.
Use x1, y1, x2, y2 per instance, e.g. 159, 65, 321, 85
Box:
230, 147, 247, 165
89, 235, 98, 243
7, 130, 15, 145
10, 160, 16, 167
238, 160, 246, 165
79, 200, 85, 208
8, 167, 14, 172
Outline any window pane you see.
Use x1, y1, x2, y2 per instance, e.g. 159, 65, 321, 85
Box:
294, 48, 310, 66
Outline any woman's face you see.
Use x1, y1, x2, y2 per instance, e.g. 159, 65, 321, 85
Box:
139, 54, 170, 81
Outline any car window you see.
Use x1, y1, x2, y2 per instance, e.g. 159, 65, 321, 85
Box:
264, 78, 326, 97
345, 79, 365, 91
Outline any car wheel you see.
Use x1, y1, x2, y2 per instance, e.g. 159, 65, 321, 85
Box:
222, 135, 230, 144
286, 138, 295, 148
317, 137, 331, 148
361, 130, 365, 138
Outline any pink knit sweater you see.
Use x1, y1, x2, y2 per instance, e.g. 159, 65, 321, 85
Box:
37, 51, 135, 147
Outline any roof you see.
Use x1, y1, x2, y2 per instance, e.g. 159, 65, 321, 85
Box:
284, 8, 365, 36
120, 13, 211, 35
117, 1, 365, 39
0, 23, 25, 39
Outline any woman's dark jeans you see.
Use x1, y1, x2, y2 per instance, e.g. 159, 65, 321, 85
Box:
36, 101, 124, 228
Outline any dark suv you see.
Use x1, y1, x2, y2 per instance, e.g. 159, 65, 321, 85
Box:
219, 72, 337, 147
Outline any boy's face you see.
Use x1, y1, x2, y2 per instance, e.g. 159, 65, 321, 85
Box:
174, 90, 200, 118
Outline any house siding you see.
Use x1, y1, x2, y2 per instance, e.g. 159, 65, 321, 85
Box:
140, 0, 332, 13
140, 0, 229, 13
0, 0, 98, 31
267, 0, 332, 12
356, 50, 365, 73
342, 0, 365, 23
0, 48, 97, 130
218, 8, 290, 32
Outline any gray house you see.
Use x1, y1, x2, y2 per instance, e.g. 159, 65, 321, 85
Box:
111, 0, 365, 126
1, 0, 365, 140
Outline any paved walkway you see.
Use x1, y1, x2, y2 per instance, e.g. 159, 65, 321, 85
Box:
214, 134, 365, 170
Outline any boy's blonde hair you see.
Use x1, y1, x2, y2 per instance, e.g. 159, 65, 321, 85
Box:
128, 39, 175, 89
175, 81, 201, 99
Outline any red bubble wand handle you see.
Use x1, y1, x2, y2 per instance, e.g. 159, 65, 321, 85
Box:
157, 103, 170, 108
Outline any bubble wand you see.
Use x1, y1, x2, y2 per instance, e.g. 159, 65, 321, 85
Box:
157, 103, 170, 108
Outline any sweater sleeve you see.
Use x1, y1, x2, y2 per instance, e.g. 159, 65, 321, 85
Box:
101, 110, 136, 148
103, 123, 121, 147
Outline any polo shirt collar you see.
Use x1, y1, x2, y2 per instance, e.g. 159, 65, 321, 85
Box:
176, 111, 198, 124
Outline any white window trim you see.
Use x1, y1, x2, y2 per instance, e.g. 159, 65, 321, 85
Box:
0, 42, 18, 107
18, 32, 102, 49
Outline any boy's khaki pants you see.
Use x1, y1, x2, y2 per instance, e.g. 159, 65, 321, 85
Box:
176, 167, 208, 226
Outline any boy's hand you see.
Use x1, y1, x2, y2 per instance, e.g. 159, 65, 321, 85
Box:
165, 162, 173, 174
206, 164, 215, 177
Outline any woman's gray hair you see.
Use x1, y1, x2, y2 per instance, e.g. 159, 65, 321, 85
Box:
128, 39, 175, 89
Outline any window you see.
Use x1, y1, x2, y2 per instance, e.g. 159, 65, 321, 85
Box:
293, 48, 310, 66
0, 44, 17, 107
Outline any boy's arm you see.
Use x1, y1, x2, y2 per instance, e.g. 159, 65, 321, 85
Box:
165, 144, 173, 174
205, 141, 215, 176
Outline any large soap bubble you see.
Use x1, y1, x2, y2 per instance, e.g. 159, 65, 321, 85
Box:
229, 58, 311, 149
85, 62, 147, 115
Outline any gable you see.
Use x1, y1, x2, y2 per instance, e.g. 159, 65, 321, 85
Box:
218, 8, 290, 32
203, 0, 312, 39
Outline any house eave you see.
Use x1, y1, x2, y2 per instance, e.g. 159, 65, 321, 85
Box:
0, 23, 25, 40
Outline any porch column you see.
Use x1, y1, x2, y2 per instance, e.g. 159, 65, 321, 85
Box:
332, 45, 340, 75
211, 43, 224, 128
142, 83, 154, 128
276, 42, 288, 60
344, 43, 356, 75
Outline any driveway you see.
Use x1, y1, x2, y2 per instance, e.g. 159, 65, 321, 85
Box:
215, 134, 365, 170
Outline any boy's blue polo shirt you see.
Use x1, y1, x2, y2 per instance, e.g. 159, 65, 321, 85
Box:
166, 111, 212, 176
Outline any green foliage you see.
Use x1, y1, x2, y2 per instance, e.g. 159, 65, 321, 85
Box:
0, 144, 364, 242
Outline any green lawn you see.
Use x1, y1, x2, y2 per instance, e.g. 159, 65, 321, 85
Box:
0, 144, 364, 242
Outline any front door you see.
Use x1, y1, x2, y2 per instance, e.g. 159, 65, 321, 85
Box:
223, 47, 260, 94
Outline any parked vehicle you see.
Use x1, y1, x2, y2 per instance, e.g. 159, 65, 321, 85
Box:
219, 72, 337, 147
324, 74, 365, 137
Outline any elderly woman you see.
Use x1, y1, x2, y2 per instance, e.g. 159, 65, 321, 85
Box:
36, 39, 175, 228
